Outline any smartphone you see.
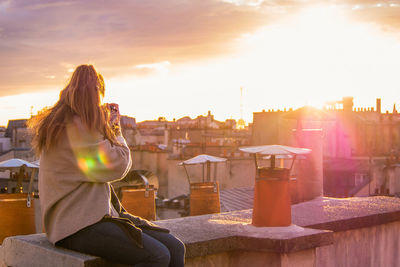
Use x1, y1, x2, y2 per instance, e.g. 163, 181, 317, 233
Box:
107, 103, 119, 114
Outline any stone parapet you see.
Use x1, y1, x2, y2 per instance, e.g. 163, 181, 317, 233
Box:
156, 213, 332, 258
0, 234, 128, 267
293, 196, 400, 231
1, 196, 400, 267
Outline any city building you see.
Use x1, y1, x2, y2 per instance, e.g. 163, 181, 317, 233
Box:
251, 97, 400, 198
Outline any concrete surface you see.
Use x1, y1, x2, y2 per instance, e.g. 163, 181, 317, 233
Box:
293, 196, 400, 231
186, 249, 316, 267
185, 196, 400, 232
330, 221, 400, 267
156, 215, 332, 258
0, 234, 128, 267
156, 196, 400, 259
0, 223, 331, 266
2, 196, 400, 267
314, 220, 400, 267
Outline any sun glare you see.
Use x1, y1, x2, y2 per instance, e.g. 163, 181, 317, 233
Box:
5, 5, 400, 125
103, 5, 400, 124
0, 91, 59, 126
231, 5, 400, 112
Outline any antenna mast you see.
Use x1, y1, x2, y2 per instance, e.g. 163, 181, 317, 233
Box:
238, 87, 245, 129
240, 87, 244, 119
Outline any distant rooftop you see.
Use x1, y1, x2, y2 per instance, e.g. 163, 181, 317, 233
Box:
220, 187, 253, 212
5, 119, 27, 138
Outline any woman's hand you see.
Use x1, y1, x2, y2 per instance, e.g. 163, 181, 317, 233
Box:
106, 103, 121, 134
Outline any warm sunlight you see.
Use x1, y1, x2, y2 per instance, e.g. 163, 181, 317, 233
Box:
0, 91, 59, 126
101, 5, 400, 124
3, 3, 400, 266
2, 4, 400, 126
234, 5, 400, 111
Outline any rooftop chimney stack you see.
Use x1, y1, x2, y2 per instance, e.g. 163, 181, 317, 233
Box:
376, 98, 381, 114
342, 97, 354, 113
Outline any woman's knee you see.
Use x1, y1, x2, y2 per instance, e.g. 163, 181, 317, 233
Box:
141, 233, 171, 266
157, 249, 171, 266
173, 237, 186, 256
167, 236, 185, 267
155, 231, 185, 254
141, 230, 185, 265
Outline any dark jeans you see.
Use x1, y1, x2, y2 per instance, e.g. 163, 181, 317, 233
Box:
56, 221, 185, 267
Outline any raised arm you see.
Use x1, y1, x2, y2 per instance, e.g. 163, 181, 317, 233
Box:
66, 117, 132, 183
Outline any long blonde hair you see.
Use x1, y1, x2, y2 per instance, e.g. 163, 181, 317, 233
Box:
29, 64, 118, 153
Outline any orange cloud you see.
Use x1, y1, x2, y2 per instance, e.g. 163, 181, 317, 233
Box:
0, 0, 269, 96
1, 0, 400, 97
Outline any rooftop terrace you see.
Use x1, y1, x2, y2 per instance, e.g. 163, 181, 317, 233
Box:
1, 196, 400, 266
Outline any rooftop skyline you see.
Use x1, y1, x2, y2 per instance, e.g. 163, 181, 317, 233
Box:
2, 1, 400, 126
1, 95, 399, 128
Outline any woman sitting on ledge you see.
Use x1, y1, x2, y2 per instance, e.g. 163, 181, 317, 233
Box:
28, 64, 185, 267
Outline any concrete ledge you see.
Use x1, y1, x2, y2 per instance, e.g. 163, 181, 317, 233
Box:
0, 225, 332, 266
2, 196, 400, 266
1, 234, 128, 267
293, 196, 400, 231
155, 196, 400, 258
156, 215, 333, 258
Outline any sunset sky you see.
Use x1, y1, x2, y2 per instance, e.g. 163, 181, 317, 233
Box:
1, 0, 400, 126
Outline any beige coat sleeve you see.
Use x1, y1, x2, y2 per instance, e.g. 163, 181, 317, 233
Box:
66, 118, 132, 183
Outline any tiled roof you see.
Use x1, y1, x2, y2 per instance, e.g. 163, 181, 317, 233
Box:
219, 187, 254, 212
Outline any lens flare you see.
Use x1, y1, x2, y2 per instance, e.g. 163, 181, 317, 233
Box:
77, 157, 97, 173
76, 145, 115, 176
77, 158, 89, 173
97, 146, 110, 167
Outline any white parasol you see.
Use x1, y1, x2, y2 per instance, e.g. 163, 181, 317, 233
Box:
31, 159, 40, 167
0, 158, 39, 207
0, 158, 39, 172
